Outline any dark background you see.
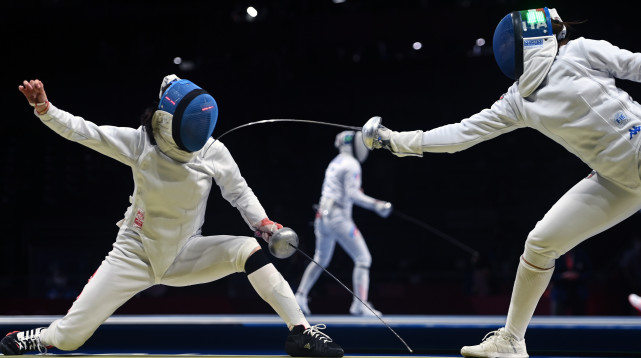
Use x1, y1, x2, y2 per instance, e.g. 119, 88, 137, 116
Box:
2, 0, 641, 316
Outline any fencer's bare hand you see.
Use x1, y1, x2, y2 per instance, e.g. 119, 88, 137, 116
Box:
18, 79, 49, 113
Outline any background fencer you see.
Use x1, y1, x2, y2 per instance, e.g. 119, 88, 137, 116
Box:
295, 131, 392, 316
1, 76, 343, 357
363, 6, 641, 358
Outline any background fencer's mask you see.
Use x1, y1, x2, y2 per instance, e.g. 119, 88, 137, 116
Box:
157, 78, 218, 153
493, 7, 563, 97
335, 130, 369, 163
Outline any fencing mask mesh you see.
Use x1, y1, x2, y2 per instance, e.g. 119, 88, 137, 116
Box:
158, 79, 218, 152
335, 130, 369, 163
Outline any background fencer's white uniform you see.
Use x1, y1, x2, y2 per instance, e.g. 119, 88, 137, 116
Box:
34, 104, 306, 350
388, 36, 641, 340
296, 136, 389, 315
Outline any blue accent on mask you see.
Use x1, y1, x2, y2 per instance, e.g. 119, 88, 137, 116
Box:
493, 12, 520, 80
158, 79, 218, 152
493, 7, 553, 80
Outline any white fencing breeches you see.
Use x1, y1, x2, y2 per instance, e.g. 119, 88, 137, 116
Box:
524, 171, 641, 267
505, 171, 641, 340
42, 228, 259, 351
296, 215, 372, 302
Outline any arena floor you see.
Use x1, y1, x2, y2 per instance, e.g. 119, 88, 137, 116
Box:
1, 315, 639, 357
32, 354, 625, 358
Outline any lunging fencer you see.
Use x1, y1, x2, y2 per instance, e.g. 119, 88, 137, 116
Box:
1, 75, 344, 357
363, 6, 641, 358
295, 131, 392, 316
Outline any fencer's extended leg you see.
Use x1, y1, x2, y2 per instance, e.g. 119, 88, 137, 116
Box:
335, 223, 379, 315
246, 249, 310, 329
295, 264, 322, 315
42, 231, 155, 351
353, 264, 371, 303
295, 220, 337, 314
296, 248, 334, 300
463, 173, 641, 358
505, 255, 555, 340
507, 172, 641, 339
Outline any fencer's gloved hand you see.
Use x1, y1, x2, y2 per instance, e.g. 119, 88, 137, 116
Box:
254, 218, 284, 242
159, 74, 181, 99
374, 201, 393, 218
362, 116, 424, 157
362, 116, 393, 151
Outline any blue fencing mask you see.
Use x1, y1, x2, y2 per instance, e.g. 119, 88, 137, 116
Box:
493, 7, 562, 97
158, 79, 218, 153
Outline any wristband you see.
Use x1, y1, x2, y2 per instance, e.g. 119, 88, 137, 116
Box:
35, 101, 50, 115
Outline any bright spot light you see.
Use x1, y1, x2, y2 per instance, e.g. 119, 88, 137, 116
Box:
247, 6, 258, 18
332, 0, 347, 3
179, 60, 195, 71
476, 38, 486, 46
173, 57, 182, 65
412, 42, 422, 50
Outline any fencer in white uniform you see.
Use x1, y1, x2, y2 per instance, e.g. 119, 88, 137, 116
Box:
3, 76, 344, 357
295, 131, 392, 316
363, 7, 641, 358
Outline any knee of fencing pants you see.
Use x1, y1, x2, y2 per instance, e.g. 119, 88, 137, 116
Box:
524, 224, 567, 269
354, 251, 372, 268
237, 238, 262, 273
522, 245, 556, 270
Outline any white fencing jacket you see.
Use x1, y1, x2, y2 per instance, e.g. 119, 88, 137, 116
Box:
394, 37, 641, 189
37, 105, 268, 276
318, 153, 379, 218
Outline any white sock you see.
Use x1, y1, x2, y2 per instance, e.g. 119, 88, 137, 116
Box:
352, 265, 370, 303
505, 258, 554, 340
248, 263, 309, 330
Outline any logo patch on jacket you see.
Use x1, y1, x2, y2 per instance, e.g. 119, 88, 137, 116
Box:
614, 111, 630, 128
134, 209, 145, 229
524, 39, 544, 48
630, 126, 641, 140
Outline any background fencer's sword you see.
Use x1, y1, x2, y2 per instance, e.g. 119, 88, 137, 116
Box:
266, 229, 413, 353
215, 119, 362, 141
392, 209, 480, 258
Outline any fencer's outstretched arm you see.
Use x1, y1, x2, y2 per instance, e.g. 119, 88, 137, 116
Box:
19, 79, 145, 166
362, 92, 523, 157
18, 79, 50, 115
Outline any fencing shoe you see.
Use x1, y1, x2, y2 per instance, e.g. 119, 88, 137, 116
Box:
0, 328, 49, 355
295, 293, 311, 315
285, 324, 344, 357
629, 293, 641, 313
349, 300, 382, 316
461, 327, 528, 358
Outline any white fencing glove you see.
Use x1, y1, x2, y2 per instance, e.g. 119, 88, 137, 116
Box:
159, 74, 181, 99
253, 218, 284, 242
362, 116, 392, 150
375, 201, 393, 218
362, 116, 424, 157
